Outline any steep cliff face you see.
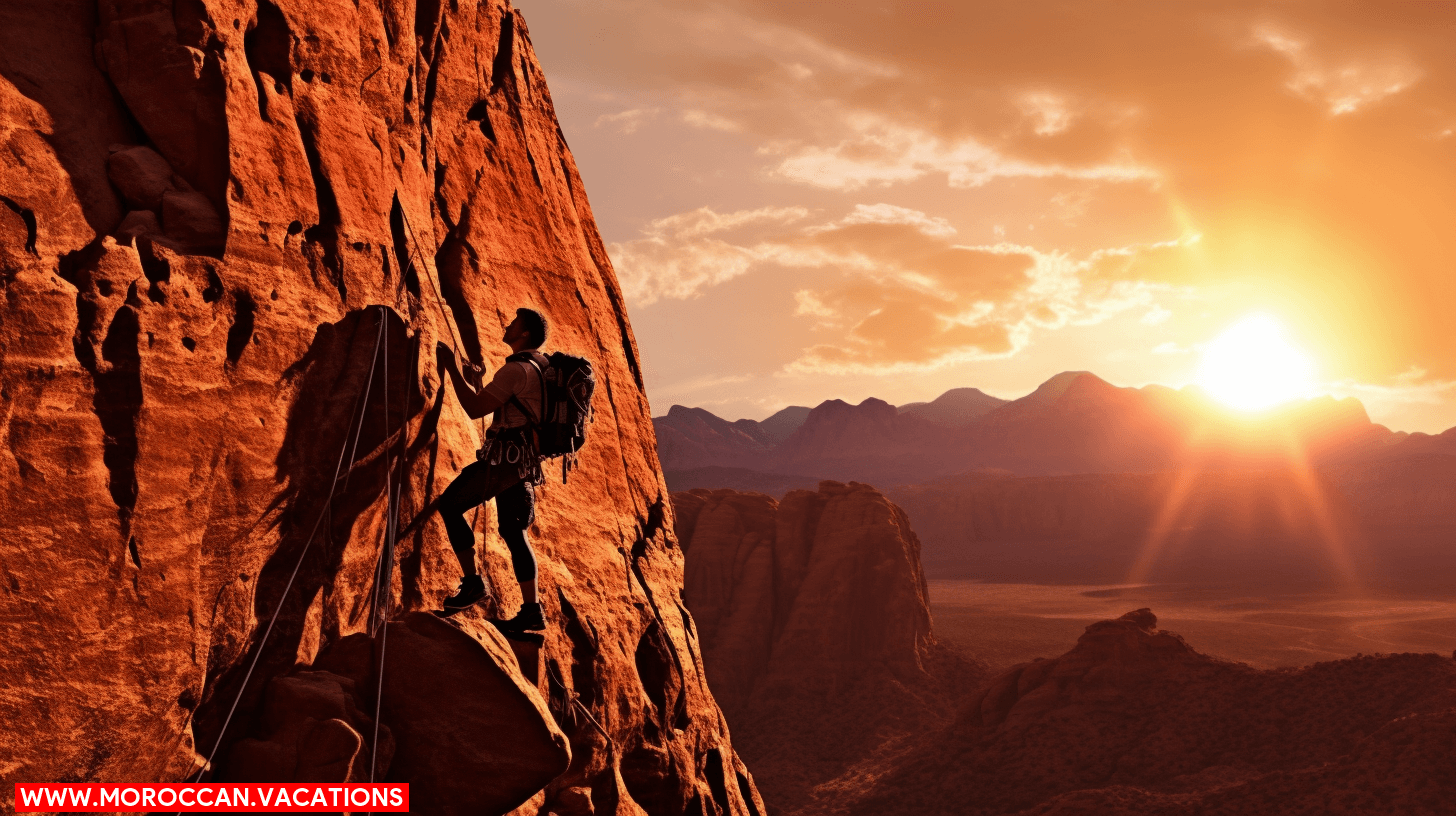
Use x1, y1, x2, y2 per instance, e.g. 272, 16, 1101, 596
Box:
0, 2, 762, 814
673, 483, 978, 814
826, 609, 1456, 816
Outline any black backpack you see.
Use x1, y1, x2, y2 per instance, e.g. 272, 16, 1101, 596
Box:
509, 350, 596, 480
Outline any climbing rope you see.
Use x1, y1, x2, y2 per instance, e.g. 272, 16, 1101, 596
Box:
367, 308, 417, 790
185, 308, 389, 788
545, 662, 616, 756
175, 198, 473, 793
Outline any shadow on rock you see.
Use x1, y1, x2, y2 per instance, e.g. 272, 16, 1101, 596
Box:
193, 306, 424, 778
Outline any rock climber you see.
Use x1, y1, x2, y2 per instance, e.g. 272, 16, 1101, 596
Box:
434, 307, 549, 634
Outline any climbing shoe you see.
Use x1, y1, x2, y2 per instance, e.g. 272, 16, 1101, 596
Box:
491, 601, 545, 635
442, 575, 486, 612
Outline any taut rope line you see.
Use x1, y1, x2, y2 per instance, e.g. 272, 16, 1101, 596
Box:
186, 309, 388, 788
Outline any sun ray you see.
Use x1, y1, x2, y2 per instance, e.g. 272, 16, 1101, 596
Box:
1125, 466, 1202, 586
1272, 425, 1364, 594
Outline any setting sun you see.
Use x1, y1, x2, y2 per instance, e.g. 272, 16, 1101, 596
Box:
1196, 314, 1317, 412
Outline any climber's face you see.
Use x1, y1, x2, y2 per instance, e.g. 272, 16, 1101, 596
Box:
503, 315, 528, 347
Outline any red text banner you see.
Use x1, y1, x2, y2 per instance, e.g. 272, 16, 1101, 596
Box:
13, 783, 409, 812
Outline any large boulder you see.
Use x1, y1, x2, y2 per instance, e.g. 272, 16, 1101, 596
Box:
378, 613, 569, 815
226, 669, 392, 783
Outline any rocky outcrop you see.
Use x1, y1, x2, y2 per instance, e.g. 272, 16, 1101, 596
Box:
959, 609, 1210, 731
227, 669, 395, 784
822, 610, 1456, 816
673, 483, 979, 814
0, 2, 761, 814
664, 467, 823, 499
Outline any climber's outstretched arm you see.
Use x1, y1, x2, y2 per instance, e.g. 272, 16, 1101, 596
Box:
437, 343, 507, 419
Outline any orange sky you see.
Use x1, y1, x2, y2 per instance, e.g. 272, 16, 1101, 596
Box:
523, 0, 1456, 433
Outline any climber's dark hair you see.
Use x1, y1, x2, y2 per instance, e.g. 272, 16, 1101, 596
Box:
517, 307, 547, 349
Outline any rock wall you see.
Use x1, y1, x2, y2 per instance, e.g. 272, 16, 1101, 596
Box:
0, 2, 762, 814
673, 483, 979, 814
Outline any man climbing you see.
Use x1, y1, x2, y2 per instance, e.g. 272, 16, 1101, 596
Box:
435, 307, 549, 634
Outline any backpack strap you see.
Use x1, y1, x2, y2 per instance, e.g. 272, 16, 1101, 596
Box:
502, 351, 548, 427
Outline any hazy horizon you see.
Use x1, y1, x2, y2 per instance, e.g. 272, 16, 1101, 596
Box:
658, 370, 1443, 435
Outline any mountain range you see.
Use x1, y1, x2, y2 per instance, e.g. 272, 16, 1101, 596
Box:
655, 371, 1451, 488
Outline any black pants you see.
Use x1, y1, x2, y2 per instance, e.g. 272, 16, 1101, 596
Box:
438, 460, 536, 581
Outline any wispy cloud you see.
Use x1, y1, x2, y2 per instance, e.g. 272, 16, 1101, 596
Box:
1327, 369, 1456, 408
594, 107, 661, 134
611, 202, 1200, 374
1250, 26, 1423, 115
608, 206, 809, 304
766, 114, 1158, 191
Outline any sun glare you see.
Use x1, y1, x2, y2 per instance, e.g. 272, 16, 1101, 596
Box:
1195, 314, 1316, 412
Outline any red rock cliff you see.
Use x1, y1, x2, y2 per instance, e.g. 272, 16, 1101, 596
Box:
0, 2, 762, 814
673, 482, 978, 814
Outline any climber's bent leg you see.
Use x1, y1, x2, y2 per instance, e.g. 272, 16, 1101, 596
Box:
438, 461, 493, 576
496, 480, 537, 600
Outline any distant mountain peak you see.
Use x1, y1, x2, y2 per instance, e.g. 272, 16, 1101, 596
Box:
760, 405, 813, 444
899, 387, 1009, 427
666, 403, 711, 418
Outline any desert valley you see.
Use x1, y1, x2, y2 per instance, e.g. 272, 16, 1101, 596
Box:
661, 380, 1456, 813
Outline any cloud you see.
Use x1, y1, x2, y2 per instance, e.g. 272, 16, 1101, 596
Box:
766, 113, 1158, 191
594, 107, 660, 133
1018, 92, 1076, 136
681, 109, 743, 132
1327, 369, 1456, 407
1250, 25, 1423, 115
1083, 235, 1207, 285
827, 203, 957, 237
608, 206, 809, 304
611, 202, 1187, 374
1142, 306, 1174, 325
535, 0, 1456, 424
778, 232, 1193, 373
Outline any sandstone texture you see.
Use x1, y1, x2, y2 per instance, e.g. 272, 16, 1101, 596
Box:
820, 609, 1456, 816
673, 483, 980, 815
0, 2, 762, 814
